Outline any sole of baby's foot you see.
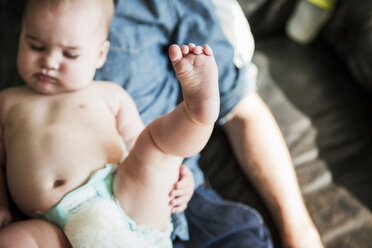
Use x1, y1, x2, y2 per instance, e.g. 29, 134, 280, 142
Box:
169, 43, 219, 126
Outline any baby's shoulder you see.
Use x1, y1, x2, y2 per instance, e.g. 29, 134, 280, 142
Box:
91, 81, 128, 97
1, 85, 26, 94
0, 86, 29, 102
90, 81, 134, 113
0, 86, 31, 121
92, 80, 124, 90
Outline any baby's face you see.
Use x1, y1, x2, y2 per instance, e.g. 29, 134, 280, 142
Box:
17, 2, 109, 95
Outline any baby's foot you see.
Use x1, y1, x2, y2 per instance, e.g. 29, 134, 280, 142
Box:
169, 43, 219, 126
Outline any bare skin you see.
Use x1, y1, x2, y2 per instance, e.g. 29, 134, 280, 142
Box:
113, 43, 219, 229
224, 93, 324, 248
0, 0, 218, 246
0, 43, 218, 246
0, 82, 140, 215
0, 219, 72, 248
169, 164, 195, 213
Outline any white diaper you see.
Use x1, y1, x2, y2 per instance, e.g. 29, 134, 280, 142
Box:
43, 163, 173, 248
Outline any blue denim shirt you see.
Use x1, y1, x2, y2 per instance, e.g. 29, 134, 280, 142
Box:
95, 0, 253, 241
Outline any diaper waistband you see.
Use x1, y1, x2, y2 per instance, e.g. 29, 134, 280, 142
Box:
42, 163, 117, 229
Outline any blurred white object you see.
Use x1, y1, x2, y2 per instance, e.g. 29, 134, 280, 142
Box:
286, 0, 336, 44
212, 0, 255, 68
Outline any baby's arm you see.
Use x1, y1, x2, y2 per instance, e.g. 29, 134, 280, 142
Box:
110, 85, 145, 151
0, 123, 11, 228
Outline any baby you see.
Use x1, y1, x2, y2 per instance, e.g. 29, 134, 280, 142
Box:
0, 0, 219, 247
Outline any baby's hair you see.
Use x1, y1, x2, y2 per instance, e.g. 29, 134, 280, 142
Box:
23, 0, 115, 37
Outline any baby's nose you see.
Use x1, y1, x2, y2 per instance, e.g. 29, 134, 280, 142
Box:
41, 52, 61, 70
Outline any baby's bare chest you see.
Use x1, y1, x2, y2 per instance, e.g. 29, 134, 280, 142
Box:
3, 90, 120, 163
10, 91, 111, 124
3, 90, 125, 214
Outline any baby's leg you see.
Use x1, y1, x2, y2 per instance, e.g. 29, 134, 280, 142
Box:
143, 44, 220, 157
113, 141, 182, 231
113, 44, 219, 233
0, 219, 71, 248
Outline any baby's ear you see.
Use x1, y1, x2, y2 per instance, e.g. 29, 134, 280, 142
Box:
95, 40, 110, 69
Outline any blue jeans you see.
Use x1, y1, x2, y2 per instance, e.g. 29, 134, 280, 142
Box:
174, 186, 273, 248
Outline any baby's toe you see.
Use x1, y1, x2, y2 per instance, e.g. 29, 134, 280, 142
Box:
203, 45, 213, 56
188, 43, 196, 50
192, 46, 203, 55
181, 45, 189, 55
169, 44, 183, 64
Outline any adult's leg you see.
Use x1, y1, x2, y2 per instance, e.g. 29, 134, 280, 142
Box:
0, 219, 71, 248
199, 125, 281, 246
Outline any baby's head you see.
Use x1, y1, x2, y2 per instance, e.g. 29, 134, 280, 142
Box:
17, 0, 114, 94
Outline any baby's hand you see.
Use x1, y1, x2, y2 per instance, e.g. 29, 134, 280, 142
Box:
0, 205, 11, 228
169, 165, 194, 213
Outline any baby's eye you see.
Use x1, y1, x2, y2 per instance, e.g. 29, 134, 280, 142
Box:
63, 52, 79, 59
29, 44, 44, 51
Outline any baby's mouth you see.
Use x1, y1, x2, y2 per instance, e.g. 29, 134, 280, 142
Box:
35, 72, 56, 83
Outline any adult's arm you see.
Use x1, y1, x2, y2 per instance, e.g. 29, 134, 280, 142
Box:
223, 92, 324, 248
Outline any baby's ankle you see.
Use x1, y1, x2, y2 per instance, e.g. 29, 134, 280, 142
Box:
183, 97, 219, 126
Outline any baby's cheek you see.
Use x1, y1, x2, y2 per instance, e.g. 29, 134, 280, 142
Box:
65, 64, 96, 89
17, 57, 32, 82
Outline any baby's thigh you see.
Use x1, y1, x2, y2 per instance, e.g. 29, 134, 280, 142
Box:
0, 219, 71, 248
113, 154, 178, 230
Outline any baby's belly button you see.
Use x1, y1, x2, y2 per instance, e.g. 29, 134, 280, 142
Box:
53, 179, 66, 188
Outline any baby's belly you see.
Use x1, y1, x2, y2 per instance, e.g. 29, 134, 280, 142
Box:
5, 124, 124, 215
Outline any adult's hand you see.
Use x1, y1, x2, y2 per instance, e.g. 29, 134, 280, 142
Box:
169, 165, 195, 213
